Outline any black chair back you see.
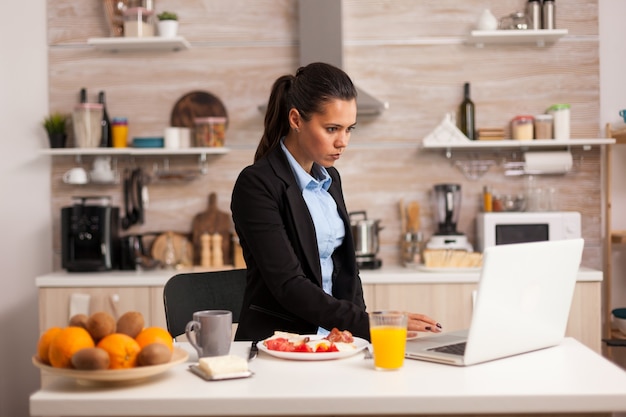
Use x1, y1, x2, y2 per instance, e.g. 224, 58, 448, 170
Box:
163, 269, 247, 338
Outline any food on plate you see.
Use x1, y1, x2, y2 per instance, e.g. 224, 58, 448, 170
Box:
135, 327, 174, 352
263, 328, 356, 353
97, 333, 141, 369
68, 314, 89, 329
71, 347, 110, 370
37, 326, 62, 365
423, 249, 483, 268
137, 342, 172, 366
198, 355, 248, 377
48, 326, 95, 368
85, 311, 116, 342
35, 311, 176, 370
116, 311, 145, 338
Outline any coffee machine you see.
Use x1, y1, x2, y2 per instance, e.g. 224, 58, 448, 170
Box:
61, 196, 120, 272
426, 184, 473, 251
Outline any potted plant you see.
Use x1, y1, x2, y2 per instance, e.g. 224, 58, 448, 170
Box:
42, 112, 68, 148
157, 11, 178, 38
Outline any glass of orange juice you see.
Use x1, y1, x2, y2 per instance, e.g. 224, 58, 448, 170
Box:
369, 311, 408, 371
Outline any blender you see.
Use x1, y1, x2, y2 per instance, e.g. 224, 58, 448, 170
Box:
426, 184, 473, 251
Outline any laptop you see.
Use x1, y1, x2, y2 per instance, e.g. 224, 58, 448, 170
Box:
405, 238, 584, 366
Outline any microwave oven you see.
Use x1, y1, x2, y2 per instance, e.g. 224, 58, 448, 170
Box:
475, 211, 581, 252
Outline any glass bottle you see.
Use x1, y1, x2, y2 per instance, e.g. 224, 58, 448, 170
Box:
162, 232, 177, 269
527, 0, 541, 30
98, 91, 112, 147
459, 82, 476, 140
543, 0, 556, 29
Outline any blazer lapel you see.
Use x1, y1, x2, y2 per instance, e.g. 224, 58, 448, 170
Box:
267, 148, 322, 284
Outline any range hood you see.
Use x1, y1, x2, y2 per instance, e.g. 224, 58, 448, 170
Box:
298, 0, 389, 116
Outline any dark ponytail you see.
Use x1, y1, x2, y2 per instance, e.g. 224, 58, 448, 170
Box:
254, 62, 357, 162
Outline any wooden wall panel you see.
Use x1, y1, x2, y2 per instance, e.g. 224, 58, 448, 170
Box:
46, 0, 603, 271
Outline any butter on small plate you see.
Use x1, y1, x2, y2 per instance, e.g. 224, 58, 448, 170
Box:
188, 355, 253, 381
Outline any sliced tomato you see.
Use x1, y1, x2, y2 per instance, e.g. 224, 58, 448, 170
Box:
327, 344, 339, 352
293, 343, 313, 352
265, 338, 293, 352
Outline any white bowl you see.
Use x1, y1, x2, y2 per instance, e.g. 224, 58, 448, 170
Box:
612, 314, 626, 334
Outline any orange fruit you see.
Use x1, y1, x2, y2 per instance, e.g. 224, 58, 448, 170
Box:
37, 327, 63, 365
97, 333, 141, 369
48, 327, 95, 368
135, 327, 174, 352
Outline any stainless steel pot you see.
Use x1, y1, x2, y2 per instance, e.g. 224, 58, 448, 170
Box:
349, 211, 383, 257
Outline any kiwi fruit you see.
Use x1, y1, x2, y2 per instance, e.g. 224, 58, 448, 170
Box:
86, 311, 116, 342
69, 313, 89, 329
71, 347, 110, 370
137, 343, 172, 366
116, 311, 145, 338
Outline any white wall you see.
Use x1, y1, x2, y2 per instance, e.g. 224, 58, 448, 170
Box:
0, 2, 623, 417
0, 2, 51, 417
599, 0, 626, 310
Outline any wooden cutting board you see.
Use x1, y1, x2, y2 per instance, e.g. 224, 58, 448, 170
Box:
190, 192, 233, 266
170, 91, 228, 130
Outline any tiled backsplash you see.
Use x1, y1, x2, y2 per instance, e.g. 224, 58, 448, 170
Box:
46, 0, 603, 270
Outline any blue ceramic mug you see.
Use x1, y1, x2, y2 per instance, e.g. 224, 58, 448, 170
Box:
620, 110, 626, 123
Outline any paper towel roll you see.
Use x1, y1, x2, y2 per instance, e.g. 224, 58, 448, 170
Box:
523, 151, 573, 174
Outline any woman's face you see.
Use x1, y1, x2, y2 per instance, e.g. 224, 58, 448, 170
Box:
285, 98, 357, 172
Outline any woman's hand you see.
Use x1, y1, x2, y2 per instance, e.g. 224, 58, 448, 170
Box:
406, 312, 442, 333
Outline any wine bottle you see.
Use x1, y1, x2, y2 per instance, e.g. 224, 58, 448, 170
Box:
98, 91, 112, 147
459, 82, 476, 140
79, 88, 87, 103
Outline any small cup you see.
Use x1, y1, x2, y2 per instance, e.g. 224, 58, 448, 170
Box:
63, 167, 88, 185
369, 311, 408, 371
164, 127, 181, 149
185, 310, 232, 358
619, 109, 626, 123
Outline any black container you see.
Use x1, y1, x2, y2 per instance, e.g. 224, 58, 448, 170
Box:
61, 196, 120, 272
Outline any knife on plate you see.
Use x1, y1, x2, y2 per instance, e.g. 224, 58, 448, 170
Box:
248, 341, 258, 361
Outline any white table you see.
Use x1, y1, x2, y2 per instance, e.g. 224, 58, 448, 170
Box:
30, 338, 626, 416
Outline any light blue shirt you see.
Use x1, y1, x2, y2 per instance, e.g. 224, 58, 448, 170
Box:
280, 140, 345, 335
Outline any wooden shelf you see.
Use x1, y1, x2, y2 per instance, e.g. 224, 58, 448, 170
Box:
421, 138, 615, 150
468, 29, 568, 47
87, 36, 191, 52
612, 231, 626, 244
610, 127, 626, 145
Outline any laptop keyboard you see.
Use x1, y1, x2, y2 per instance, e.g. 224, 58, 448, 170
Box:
428, 341, 467, 356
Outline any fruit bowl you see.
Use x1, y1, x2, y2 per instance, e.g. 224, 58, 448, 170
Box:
32, 347, 188, 385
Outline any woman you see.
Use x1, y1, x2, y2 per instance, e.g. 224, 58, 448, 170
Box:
231, 62, 441, 341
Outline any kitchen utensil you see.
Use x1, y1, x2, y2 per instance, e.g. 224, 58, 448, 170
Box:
190, 193, 233, 266
427, 184, 472, 251
248, 341, 258, 361
119, 232, 161, 270
406, 201, 420, 233
61, 196, 120, 272
151, 232, 193, 267
63, 167, 89, 185
170, 91, 228, 130
349, 211, 383, 269
185, 310, 232, 358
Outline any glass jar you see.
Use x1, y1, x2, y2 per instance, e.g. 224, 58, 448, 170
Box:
123, 7, 155, 37
547, 103, 571, 140
194, 117, 227, 147
111, 117, 129, 148
534, 114, 554, 140
72, 103, 103, 148
511, 115, 534, 140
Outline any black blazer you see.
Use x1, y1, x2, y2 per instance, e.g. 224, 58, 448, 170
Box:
231, 145, 369, 341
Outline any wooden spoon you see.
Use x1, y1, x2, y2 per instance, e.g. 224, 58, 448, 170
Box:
407, 201, 420, 233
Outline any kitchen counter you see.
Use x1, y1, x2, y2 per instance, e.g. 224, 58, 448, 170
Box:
35, 266, 602, 287
30, 338, 626, 416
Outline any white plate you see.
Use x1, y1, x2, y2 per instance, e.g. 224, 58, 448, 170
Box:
32, 347, 188, 384
412, 264, 481, 273
258, 335, 368, 361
